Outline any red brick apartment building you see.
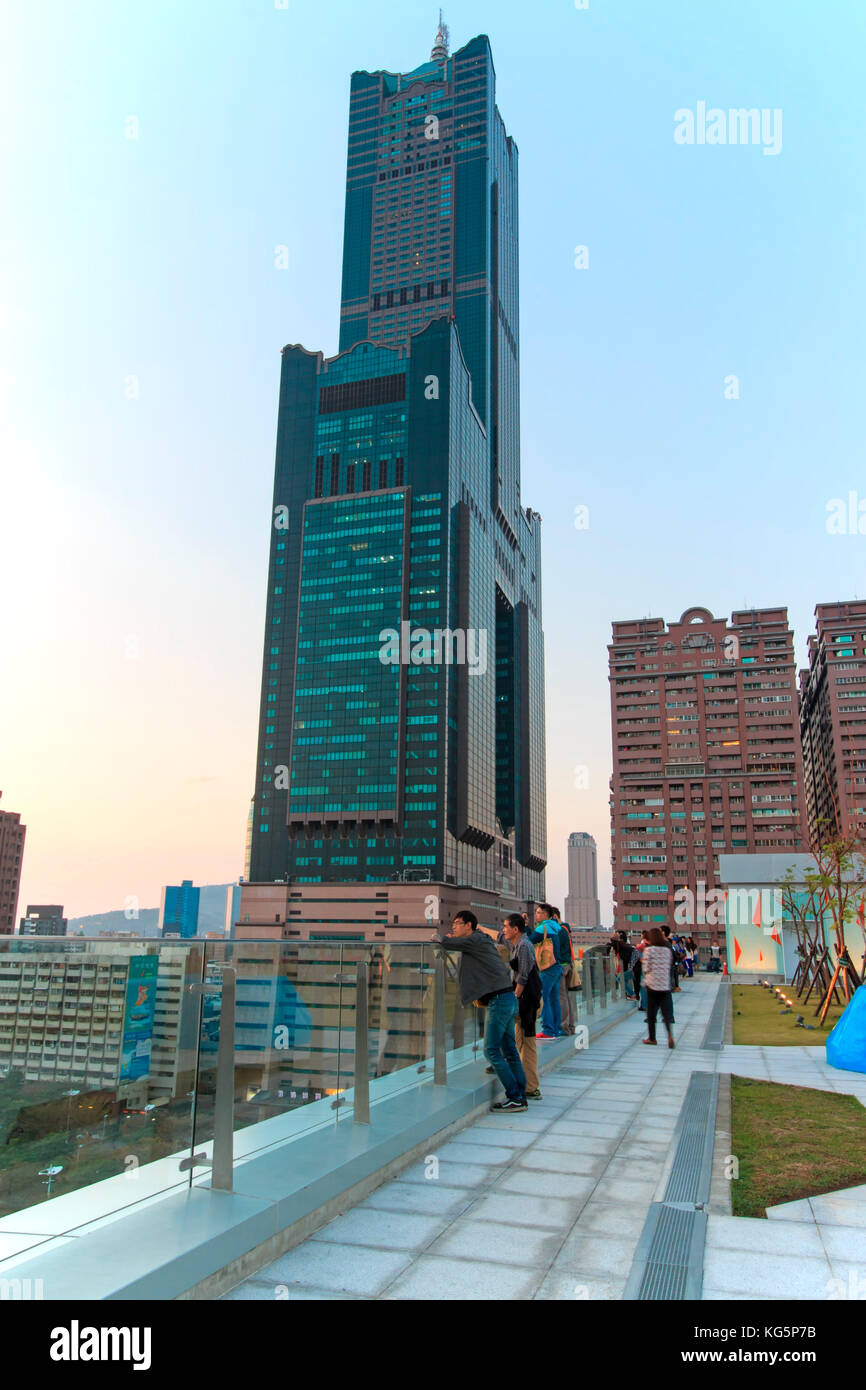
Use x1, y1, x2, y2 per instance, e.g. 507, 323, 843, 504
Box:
799, 600, 866, 841
0, 793, 26, 936
609, 607, 806, 949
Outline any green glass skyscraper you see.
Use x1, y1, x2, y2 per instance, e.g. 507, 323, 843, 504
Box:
248, 24, 547, 905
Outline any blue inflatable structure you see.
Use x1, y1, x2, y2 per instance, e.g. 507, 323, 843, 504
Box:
826, 985, 866, 1074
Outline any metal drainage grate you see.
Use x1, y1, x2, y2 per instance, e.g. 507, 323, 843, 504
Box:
623, 1072, 719, 1299
664, 1071, 718, 1205
624, 1203, 707, 1301
702, 982, 729, 1050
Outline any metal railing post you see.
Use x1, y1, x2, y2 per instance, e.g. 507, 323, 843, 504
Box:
210, 967, 236, 1190
353, 961, 370, 1125
600, 956, 608, 1009
583, 956, 594, 1015
433, 956, 447, 1086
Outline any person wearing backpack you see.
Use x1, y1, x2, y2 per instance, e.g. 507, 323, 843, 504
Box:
552, 909, 576, 1035
528, 903, 563, 1039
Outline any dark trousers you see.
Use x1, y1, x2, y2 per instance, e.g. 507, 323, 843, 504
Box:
646, 988, 674, 1041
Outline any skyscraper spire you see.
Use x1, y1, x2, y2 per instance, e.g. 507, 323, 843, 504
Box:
431, 10, 449, 61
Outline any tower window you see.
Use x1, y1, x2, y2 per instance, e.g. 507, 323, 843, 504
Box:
314, 457, 324, 499
330, 457, 339, 495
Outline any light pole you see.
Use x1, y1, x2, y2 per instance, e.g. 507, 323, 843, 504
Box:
39, 1164, 63, 1197
63, 1088, 81, 1137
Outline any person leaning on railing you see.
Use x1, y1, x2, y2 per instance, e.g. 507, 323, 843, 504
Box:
434, 911, 528, 1112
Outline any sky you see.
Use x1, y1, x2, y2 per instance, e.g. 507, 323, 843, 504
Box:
1, 0, 864, 923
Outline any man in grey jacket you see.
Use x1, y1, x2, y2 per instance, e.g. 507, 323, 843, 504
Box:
435, 910, 527, 1111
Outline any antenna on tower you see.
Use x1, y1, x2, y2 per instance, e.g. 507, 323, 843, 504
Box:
431, 10, 450, 61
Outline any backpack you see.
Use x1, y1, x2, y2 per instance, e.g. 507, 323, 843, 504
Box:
534, 921, 556, 971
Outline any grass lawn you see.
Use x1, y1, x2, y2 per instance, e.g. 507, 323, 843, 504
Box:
731, 982, 846, 1045
731, 1075, 866, 1217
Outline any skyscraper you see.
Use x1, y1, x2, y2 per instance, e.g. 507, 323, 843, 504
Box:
609, 606, 806, 949
159, 880, 200, 939
247, 27, 546, 918
0, 792, 26, 937
799, 600, 866, 842
564, 832, 601, 928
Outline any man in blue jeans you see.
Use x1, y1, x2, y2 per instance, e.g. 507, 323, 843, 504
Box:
528, 903, 563, 1039
435, 911, 527, 1111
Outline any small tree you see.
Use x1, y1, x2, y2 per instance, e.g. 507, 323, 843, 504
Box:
802, 758, 866, 1021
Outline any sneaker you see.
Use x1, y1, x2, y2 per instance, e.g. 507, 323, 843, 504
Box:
490, 1098, 527, 1112
642, 1038, 657, 1045
527, 1088, 543, 1100
536, 1032, 555, 1040
485, 1066, 495, 1074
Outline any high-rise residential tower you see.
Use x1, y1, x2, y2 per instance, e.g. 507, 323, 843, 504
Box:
799, 600, 866, 842
609, 607, 806, 949
246, 27, 547, 920
19, 904, 68, 937
564, 832, 601, 928
0, 793, 26, 937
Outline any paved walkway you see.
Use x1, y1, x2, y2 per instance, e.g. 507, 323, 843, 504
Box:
221, 978, 866, 1301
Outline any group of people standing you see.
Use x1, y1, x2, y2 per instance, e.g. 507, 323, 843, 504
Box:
435, 903, 578, 1112
435, 907, 723, 1108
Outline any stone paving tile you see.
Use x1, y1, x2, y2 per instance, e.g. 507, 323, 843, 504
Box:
397, 1158, 503, 1187
542, 1127, 612, 1151
433, 1139, 522, 1165
525, 1134, 607, 1165
223, 1280, 366, 1301
816, 1224, 866, 1262
810, 1192, 866, 1227
533, 1269, 627, 1300
427, 1217, 563, 1269
474, 1112, 551, 1134
553, 1232, 637, 1280
495, 1169, 598, 1201
463, 1191, 584, 1232
255, 1241, 412, 1296
569, 1200, 647, 1239
702, 1248, 833, 1299
765, 1198, 813, 1223
444, 1127, 536, 1150
705, 1214, 826, 1257
310, 1207, 447, 1251
381, 1254, 543, 1300
591, 1176, 659, 1204
517, 1146, 611, 1176
361, 1182, 475, 1217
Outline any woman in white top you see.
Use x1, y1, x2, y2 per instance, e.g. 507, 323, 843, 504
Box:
641, 927, 675, 1049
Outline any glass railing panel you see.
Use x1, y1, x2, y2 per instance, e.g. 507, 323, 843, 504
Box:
0, 936, 199, 1222
188, 939, 355, 1162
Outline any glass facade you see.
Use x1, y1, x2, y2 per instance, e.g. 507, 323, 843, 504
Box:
250, 32, 546, 899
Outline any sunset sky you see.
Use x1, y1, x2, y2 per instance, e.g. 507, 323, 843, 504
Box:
2, 0, 864, 922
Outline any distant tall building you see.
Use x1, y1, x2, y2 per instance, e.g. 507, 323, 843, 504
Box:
0, 793, 26, 937
799, 600, 866, 842
246, 27, 547, 917
159, 880, 200, 939
19, 904, 67, 937
564, 832, 600, 927
609, 607, 806, 947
